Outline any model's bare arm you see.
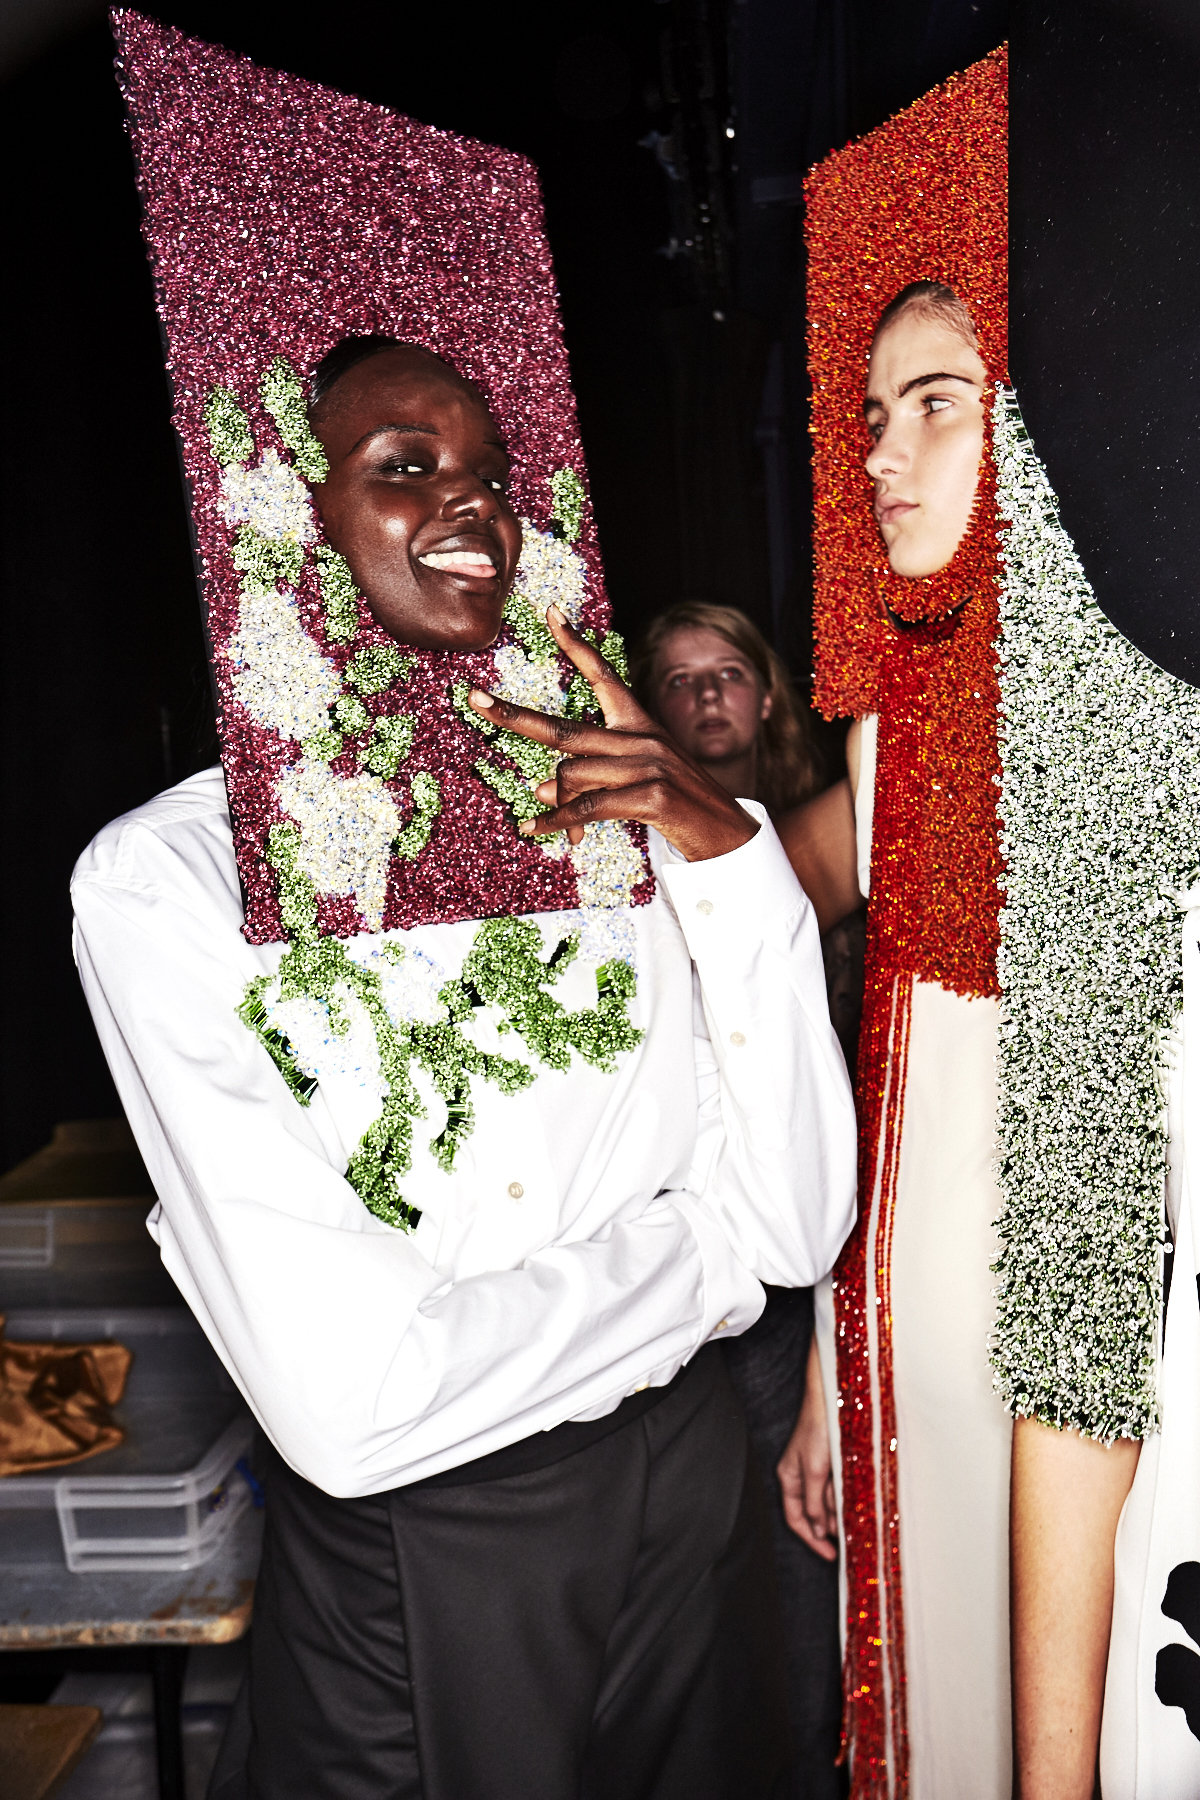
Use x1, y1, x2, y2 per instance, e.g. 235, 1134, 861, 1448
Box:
469, 605, 758, 863
1011, 1415, 1141, 1798
775, 778, 862, 935
777, 1334, 838, 1562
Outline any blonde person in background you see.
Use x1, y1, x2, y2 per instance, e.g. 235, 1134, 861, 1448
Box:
634, 602, 859, 1800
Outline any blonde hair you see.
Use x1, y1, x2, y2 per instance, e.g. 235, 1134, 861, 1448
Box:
631, 602, 822, 817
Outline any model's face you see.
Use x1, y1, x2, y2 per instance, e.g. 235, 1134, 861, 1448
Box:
864, 309, 987, 579
651, 627, 770, 766
309, 348, 522, 652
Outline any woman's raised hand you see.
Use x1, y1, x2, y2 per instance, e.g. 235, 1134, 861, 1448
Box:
468, 605, 759, 863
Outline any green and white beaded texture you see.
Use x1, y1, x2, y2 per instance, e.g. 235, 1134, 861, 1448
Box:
992, 386, 1200, 1441
208, 365, 644, 1233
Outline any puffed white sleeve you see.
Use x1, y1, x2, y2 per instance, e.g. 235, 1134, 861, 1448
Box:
657, 804, 858, 1287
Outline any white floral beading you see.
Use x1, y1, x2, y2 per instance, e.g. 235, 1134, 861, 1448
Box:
276, 756, 401, 933
570, 821, 646, 914
490, 643, 569, 714
344, 941, 449, 1026
511, 523, 586, 624
264, 986, 385, 1098
227, 588, 342, 744
220, 448, 316, 543
992, 386, 1200, 1442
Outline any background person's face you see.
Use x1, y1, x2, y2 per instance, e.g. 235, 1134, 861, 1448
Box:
310, 348, 522, 651
863, 310, 987, 579
651, 626, 770, 767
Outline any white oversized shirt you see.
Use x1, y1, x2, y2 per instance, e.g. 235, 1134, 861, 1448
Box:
71, 767, 856, 1497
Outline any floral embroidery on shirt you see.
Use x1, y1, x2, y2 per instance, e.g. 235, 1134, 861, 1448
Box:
238, 825, 641, 1231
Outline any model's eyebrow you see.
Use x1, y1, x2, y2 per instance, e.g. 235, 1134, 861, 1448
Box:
863, 371, 978, 414
351, 423, 439, 452
350, 423, 510, 456
660, 656, 753, 678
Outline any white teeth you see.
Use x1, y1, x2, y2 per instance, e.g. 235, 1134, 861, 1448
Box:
418, 551, 496, 572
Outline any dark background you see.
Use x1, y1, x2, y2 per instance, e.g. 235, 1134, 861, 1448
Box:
1009, 0, 1200, 687
0, 0, 1006, 1172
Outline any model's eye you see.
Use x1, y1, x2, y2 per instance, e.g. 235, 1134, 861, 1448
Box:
925, 396, 952, 414
484, 476, 508, 494
668, 673, 690, 689
867, 419, 885, 441
721, 667, 746, 683
381, 459, 428, 476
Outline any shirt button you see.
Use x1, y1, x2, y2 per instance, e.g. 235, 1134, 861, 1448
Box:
715, 1319, 729, 1331
635, 1379, 650, 1392
507, 1181, 524, 1200
696, 899, 714, 916
729, 1031, 746, 1047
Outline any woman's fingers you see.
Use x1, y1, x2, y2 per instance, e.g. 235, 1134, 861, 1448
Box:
466, 605, 657, 748
467, 612, 757, 861
468, 687, 642, 759
532, 754, 666, 806
544, 605, 651, 732
518, 779, 669, 840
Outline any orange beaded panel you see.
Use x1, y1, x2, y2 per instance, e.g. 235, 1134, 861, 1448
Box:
806, 43, 1007, 720
804, 49, 1007, 1798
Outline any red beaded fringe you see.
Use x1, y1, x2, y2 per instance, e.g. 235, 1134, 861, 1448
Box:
835, 969, 912, 1796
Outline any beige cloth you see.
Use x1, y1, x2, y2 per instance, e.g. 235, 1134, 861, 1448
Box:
891, 979, 1012, 1797
0, 1315, 132, 1477
831, 718, 1012, 1797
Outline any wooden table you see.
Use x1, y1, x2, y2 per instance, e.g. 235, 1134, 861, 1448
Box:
0, 1703, 103, 1800
0, 1506, 262, 1799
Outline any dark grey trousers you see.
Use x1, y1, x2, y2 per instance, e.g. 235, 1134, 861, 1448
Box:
210, 1344, 789, 1800
722, 1287, 846, 1800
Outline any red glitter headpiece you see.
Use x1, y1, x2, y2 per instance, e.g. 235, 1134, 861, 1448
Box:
113, 10, 651, 945
805, 49, 1007, 1796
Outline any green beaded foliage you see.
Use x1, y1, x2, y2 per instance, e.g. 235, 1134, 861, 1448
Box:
394, 770, 441, 861
474, 760, 545, 825
347, 645, 412, 695
452, 681, 559, 831
315, 546, 361, 643
332, 693, 371, 736
231, 525, 305, 594
597, 629, 629, 685
504, 592, 558, 661
364, 714, 415, 780
563, 629, 629, 721
205, 386, 254, 467
301, 726, 344, 764
236, 976, 319, 1105
992, 388, 1200, 1441
240, 821, 641, 1229
550, 468, 586, 542
261, 356, 330, 485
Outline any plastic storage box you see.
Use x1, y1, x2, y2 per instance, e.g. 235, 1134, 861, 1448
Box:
0, 1307, 255, 1573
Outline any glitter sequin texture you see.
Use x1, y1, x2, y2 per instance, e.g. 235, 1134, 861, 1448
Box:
805, 49, 1007, 1795
991, 389, 1200, 1442
113, 10, 654, 944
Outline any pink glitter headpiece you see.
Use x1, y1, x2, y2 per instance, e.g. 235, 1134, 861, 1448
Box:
113, 10, 652, 945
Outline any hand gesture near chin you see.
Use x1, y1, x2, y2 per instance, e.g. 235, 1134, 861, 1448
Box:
469, 606, 760, 864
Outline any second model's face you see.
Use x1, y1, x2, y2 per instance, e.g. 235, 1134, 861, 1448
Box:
651, 626, 770, 767
309, 348, 523, 652
864, 309, 987, 579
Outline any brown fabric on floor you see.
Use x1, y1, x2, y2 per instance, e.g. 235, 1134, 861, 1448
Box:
0, 1314, 132, 1477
